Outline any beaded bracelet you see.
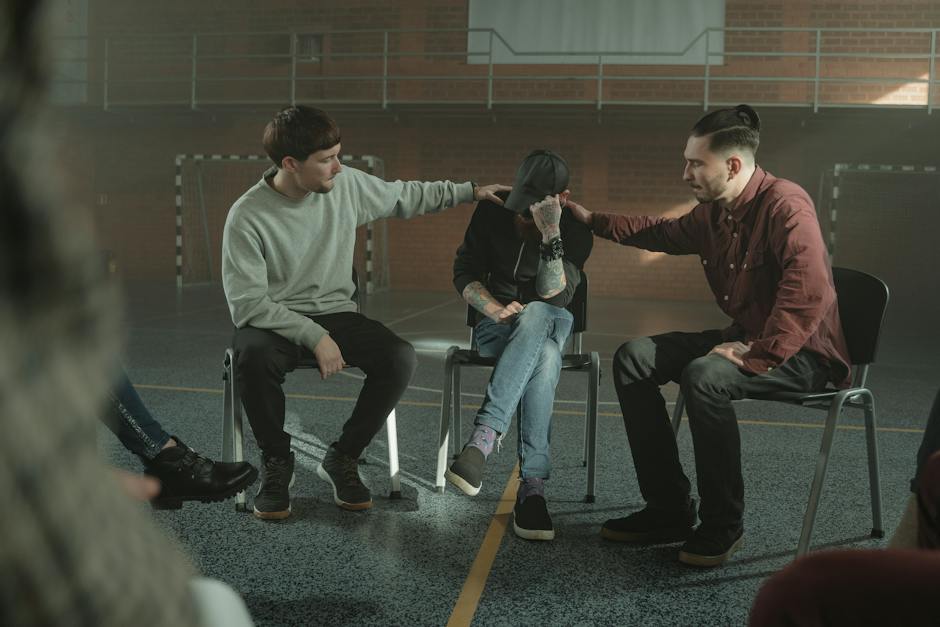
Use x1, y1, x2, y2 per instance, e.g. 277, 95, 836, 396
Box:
539, 236, 565, 261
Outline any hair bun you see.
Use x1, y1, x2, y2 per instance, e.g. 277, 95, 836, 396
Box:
734, 104, 760, 131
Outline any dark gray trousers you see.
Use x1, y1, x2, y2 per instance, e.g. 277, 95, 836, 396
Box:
611, 330, 830, 529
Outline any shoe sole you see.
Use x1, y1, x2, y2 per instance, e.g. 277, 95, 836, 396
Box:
252, 471, 295, 521
151, 466, 260, 510
513, 520, 555, 541
600, 525, 693, 544
316, 464, 373, 511
678, 535, 745, 567
444, 469, 481, 496
253, 505, 291, 520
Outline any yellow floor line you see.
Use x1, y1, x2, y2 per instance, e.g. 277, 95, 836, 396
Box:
446, 463, 519, 627
133, 383, 925, 435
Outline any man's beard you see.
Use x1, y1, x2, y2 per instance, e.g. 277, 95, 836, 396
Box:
513, 215, 542, 242
692, 175, 726, 203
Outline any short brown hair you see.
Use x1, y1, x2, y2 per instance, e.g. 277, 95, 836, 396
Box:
262, 105, 341, 167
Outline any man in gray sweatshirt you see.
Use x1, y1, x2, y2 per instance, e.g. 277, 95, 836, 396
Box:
222, 105, 508, 520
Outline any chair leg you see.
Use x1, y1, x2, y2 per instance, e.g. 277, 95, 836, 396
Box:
796, 396, 844, 557
452, 365, 462, 457
671, 390, 685, 438
863, 393, 884, 538
222, 350, 236, 464
223, 348, 248, 513
581, 379, 590, 468
386, 409, 401, 499
585, 352, 600, 503
436, 347, 456, 494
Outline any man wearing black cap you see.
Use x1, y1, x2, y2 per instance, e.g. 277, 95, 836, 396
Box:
447, 150, 593, 541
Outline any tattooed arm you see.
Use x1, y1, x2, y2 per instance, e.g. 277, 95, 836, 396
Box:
463, 281, 524, 324
531, 195, 567, 299
454, 203, 524, 324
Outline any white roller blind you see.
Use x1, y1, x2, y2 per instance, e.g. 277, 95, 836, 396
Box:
468, 0, 724, 65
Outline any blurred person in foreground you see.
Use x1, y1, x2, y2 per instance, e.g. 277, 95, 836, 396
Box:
0, 1, 251, 625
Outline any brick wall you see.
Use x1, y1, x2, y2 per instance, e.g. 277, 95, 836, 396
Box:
63, 0, 940, 309
84, 0, 940, 109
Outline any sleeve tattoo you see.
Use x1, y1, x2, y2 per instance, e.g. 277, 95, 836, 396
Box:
536, 257, 566, 298
462, 281, 502, 318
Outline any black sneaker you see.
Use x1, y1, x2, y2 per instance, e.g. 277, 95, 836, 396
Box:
253, 451, 295, 520
317, 445, 372, 511
601, 500, 697, 543
678, 524, 744, 567
445, 446, 484, 496
513, 495, 555, 541
144, 437, 258, 510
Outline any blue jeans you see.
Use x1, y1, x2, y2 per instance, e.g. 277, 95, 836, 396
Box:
473, 301, 574, 479
102, 369, 172, 461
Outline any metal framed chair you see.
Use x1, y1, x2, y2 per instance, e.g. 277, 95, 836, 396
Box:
435, 270, 601, 502
671, 266, 889, 557
221, 269, 401, 512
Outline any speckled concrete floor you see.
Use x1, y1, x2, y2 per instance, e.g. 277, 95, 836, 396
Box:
102, 281, 938, 626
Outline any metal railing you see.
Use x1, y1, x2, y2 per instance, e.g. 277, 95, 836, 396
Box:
49, 26, 940, 113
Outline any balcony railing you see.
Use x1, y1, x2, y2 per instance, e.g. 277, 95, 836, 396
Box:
50, 27, 940, 113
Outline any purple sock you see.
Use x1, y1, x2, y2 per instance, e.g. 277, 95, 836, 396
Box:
517, 477, 545, 504
467, 424, 498, 457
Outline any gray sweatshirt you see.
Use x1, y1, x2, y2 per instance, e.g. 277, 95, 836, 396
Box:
222, 165, 473, 350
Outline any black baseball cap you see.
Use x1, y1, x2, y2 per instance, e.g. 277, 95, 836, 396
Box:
504, 149, 570, 216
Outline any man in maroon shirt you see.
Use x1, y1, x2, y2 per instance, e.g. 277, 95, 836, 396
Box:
567, 104, 851, 567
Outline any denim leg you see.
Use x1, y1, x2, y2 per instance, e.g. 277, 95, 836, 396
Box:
101, 368, 172, 461
474, 302, 573, 447
517, 312, 572, 479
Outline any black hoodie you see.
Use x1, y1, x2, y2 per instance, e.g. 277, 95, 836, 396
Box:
453, 193, 593, 314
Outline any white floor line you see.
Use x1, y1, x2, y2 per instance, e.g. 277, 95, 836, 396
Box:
382, 297, 461, 327
335, 368, 690, 406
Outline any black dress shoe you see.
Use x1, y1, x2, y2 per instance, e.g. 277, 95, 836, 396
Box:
601, 499, 697, 543
144, 437, 258, 509
678, 524, 745, 567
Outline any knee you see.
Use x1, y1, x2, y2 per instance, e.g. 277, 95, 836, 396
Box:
235, 341, 284, 379
517, 301, 553, 327
385, 341, 417, 381
612, 338, 648, 380
680, 356, 729, 397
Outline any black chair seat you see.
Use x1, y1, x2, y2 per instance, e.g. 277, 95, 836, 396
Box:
751, 386, 876, 407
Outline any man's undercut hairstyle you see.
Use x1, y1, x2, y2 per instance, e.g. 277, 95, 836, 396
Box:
263, 105, 341, 167
691, 104, 760, 157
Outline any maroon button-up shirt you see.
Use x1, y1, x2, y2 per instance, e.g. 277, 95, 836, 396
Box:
592, 166, 851, 387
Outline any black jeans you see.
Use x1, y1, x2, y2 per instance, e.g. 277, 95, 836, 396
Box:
611, 330, 830, 529
233, 312, 417, 459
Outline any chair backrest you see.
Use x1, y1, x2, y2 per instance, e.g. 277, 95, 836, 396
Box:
351, 267, 360, 309
832, 266, 889, 366
466, 269, 589, 351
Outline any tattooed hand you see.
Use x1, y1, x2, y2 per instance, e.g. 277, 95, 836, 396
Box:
530, 195, 562, 243
493, 300, 525, 324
